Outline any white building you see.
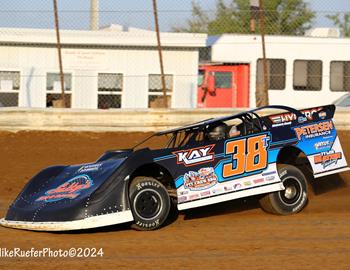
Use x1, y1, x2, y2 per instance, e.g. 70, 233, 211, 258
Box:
206, 34, 350, 108
0, 26, 206, 109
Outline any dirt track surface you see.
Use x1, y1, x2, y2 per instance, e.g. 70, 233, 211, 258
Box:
0, 131, 350, 269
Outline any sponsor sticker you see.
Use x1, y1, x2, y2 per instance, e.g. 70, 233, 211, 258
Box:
224, 186, 233, 192
314, 150, 342, 169
233, 183, 242, 190
212, 188, 223, 194
269, 107, 322, 124
265, 176, 276, 181
189, 194, 199, 200
36, 174, 93, 202
253, 178, 264, 184
178, 196, 187, 203
178, 190, 189, 196
200, 190, 211, 197
294, 120, 334, 141
184, 167, 218, 191
243, 181, 252, 186
318, 111, 327, 120
173, 145, 215, 167
314, 140, 332, 150
78, 163, 102, 173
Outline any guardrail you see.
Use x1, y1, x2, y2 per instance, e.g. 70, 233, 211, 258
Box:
0, 107, 349, 132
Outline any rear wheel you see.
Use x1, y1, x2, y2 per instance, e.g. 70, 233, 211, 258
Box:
129, 176, 170, 230
259, 164, 308, 215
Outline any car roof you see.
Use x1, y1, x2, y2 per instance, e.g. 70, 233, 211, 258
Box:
157, 105, 302, 135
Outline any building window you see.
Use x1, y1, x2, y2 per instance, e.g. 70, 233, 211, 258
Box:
97, 73, 122, 109
46, 73, 72, 107
257, 59, 286, 90
330, 61, 350, 91
215, 72, 232, 88
293, 60, 322, 91
0, 71, 20, 107
148, 74, 173, 108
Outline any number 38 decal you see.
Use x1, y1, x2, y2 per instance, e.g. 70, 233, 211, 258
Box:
223, 133, 270, 178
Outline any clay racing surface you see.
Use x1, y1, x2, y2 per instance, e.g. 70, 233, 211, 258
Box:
0, 131, 349, 269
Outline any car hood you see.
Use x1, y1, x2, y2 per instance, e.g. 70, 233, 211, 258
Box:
5, 157, 127, 222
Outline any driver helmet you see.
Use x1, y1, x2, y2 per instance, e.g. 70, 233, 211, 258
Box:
229, 125, 241, 138
207, 123, 227, 141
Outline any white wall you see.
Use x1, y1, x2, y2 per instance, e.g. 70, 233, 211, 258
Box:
210, 35, 350, 108
0, 45, 200, 109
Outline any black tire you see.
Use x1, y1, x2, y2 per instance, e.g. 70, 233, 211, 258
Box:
129, 176, 170, 231
259, 164, 308, 215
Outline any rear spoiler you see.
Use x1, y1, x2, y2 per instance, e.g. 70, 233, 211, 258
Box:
266, 105, 335, 126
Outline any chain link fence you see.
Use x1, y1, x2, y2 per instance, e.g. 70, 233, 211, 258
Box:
0, 0, 349, 109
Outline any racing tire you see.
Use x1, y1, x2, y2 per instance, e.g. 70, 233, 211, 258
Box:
259, 164, 308, 215
129, 176, 171, 231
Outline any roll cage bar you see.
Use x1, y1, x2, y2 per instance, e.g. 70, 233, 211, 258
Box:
132, 105, 304, 150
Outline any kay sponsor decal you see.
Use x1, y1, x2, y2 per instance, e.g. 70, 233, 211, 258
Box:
173, 145, 215, 166
36, 174, 94, 202
184, 167, 218, 191
314, 150, 342, 169
294, 120, 334, 141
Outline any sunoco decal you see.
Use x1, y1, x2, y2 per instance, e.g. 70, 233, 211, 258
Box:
184, 167, 218, 191
173, 144, 214, 167
36, 174, 94, 202
314, 150, 342, 169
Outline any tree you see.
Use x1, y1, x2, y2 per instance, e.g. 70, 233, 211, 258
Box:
172, 1, 209, 33
174, 0, 315, 35
327, 13, 350, 37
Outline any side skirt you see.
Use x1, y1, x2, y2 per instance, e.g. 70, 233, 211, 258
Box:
178, 182, 284, 211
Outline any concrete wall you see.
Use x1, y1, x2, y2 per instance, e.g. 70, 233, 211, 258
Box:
0, 107, 348, 132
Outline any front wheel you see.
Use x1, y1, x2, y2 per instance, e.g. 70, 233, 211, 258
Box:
129, 176, 170, 230
259, 164, 308, 215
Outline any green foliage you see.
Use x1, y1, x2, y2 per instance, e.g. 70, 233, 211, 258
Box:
327, 13, 350, 37
174, 0, 315, 35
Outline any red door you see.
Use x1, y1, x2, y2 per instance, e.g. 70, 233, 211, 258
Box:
197, 64, 249, 108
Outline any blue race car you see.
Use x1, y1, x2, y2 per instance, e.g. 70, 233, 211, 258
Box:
1, 105, 348, 231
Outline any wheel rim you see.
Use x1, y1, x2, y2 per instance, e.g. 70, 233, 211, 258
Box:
279, 177, 302, 205
133, 189, 162, 220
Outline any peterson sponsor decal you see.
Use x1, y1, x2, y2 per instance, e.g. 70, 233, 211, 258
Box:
36, 174, 93, 202
184, 167, 218, 191
294, 120, 334, 140
173, 145, 215, 166
314, 150, 342, 169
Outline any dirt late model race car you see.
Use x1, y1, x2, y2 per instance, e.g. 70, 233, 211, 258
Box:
0, 105, 348, 231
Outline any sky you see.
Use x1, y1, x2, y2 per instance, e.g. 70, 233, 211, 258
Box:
0, 0, 349, 31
